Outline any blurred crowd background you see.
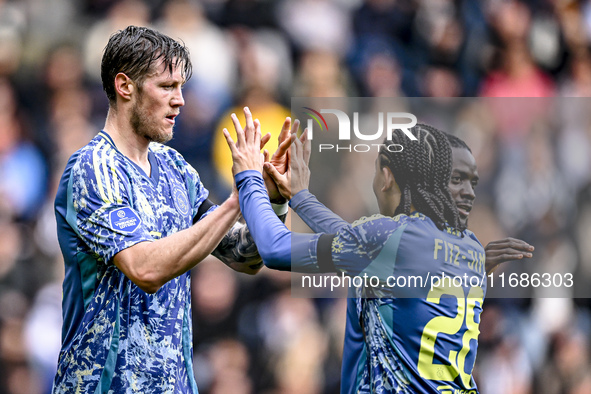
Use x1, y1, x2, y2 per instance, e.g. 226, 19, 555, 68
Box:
2, 0, 591, 393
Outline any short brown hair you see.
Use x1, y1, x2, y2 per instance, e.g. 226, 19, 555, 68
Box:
101, 26, 192, 105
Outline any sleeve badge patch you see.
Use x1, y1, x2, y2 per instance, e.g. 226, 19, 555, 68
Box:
109, 207, 142, 233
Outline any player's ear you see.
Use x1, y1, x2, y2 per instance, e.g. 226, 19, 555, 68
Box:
381, 166, 396, 192
114, 73, 134, 101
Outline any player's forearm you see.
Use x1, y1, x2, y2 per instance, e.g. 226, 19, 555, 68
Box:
236, 170, 321, 272
212, 222, 263, 274
235, 171, 291, 267
114, 196, 241, 293
211, 201, 288, 274
290, 189, 348, 233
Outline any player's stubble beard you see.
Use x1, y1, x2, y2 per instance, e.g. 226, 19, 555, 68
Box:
130, 89, 173, 144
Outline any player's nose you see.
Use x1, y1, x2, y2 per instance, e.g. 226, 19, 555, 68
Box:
462, 182, 475, 200
171, 86, 185, 107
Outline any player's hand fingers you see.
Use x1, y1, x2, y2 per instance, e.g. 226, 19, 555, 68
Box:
498, 239, 533, 250
243, 106, 255, 143
486, 238, 534, 251
230, 113, 245, 147
494, 253, 526, 262
291, 119, 300, 138
286, 140, 292, 162
264, 162, 283, 183
277, 130, 295, 156
487, 248, 533, 258
253, 118, 262, 150
260, 132, 271, 150
223, 128, 237, 155
301, 128, 311, 165
486, 243, 534, 255
291, 135, 302, 162
263, 149, 270, 163
278, 117, 292, 144
486, 246, 533, 254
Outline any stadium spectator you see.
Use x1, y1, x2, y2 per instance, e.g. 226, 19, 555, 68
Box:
0, 77, 48, 221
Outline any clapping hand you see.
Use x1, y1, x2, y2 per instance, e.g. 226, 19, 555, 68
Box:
485, 237, 534, 274
264, 128, 311, 201
262, 117, 299, 203
223, 107, 269, 176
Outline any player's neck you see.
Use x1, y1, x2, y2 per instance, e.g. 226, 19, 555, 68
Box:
103, 109, 151, 174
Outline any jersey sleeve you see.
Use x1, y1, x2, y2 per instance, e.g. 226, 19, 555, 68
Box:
66, 151, 153, 263
235, 171, 408, 276
289, 189, 349, 233
235, 170, 324, 273
327, 215, 408, 278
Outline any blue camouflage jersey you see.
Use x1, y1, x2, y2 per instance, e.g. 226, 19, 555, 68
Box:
332, 213, 487, 394
235, 175, 487, 394
54, 131, 212, 393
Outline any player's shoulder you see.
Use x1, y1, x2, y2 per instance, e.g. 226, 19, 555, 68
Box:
78, 132, 111, 154
352, 212, 427, 226
338, 214, 419, 258
149, 142, 191, 169
351, 213, 392, 228
391, 212, 470, 240
462, 228, 485, 250
350, 212, 420, 232
149, 142, 183, 158
64, 133, 114, 173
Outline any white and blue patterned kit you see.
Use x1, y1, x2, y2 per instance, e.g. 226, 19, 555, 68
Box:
235, 173, 488, 394
54, 131, 213, 393
330, 213, 487, 394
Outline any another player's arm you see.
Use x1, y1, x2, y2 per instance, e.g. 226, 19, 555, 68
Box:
221, 107, 318, 272
263, 127, 349, 233
211, 222, 263, 274
113, 194, 242, 294
262, 116, 300, 204
485, 237, 534, 274
225, 107, 365, 275
208, 116, 291, 275
290, 190, 349, 233
210, 208, 288, 275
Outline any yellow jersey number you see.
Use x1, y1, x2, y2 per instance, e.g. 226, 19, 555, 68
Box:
417, 284, 484, 388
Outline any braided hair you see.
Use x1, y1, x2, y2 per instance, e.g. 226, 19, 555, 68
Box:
378, 124, 459, 230
445, 133, 472, 153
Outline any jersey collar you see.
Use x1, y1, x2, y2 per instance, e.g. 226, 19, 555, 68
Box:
98, 130, 160, 185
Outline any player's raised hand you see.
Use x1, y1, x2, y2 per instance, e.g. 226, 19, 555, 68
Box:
485, 237, 534, 274
264, 128, 311, 200
260, 132, 272, 151
272, 117, 300, 174
263, 117, 300, 203
223, 107, 265, 176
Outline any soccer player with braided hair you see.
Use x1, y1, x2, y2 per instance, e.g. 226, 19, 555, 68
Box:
377, 124, 459, 231
225, 109, 488, 393
445, 133, 534, 273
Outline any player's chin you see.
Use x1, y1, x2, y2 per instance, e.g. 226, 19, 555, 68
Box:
164, 129, 174, 142
153, 128, 174, 144
459, 215, 468, 228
